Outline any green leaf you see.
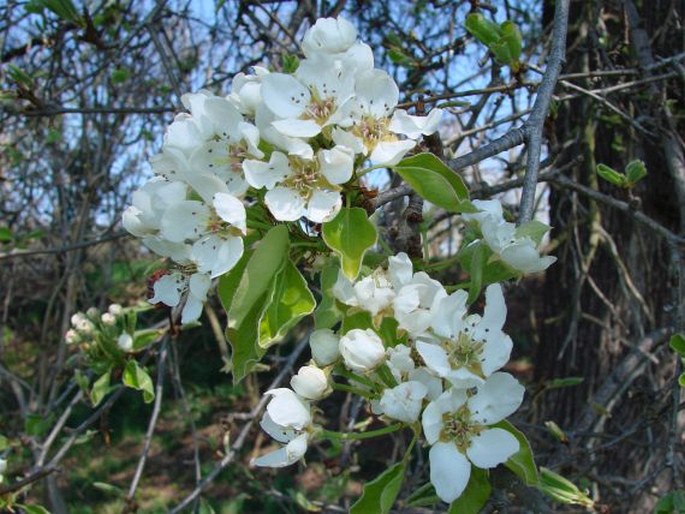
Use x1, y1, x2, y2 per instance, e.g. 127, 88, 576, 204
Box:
625, 159, 647, 185
19, 505, 51, 514
91, 369, 112, 406
596, 163, 627, 187
314, 263, 344, 329
132, 329, 162, 350
226, 225, 290, 382
322, 208, 377, 281
448, 467, 491, 514
465, 13, 502, 47
259, 260, 316, 348
388, 48, 412, 65
350, 462, 405, 514
0, 434, 8, 451
679, 372, 685, 388
514, 220, 550, 246
341, 310, 374, 334
198, 497, 217, 514
93, 481, 124, 496
466, 241, 485, 304
7, 64, 34, 88
122, 360, 155, 403
494, 420, 539, 486
490, 21, 522, 70
217, 250, 251, 313
655, 490, 685, 514
39, 0, 83, 25
394, 153, 472, 212
282, 54, 300, 74
0, 227, 12, 243
539, 467, 594, 508
668, 333, 685, 357
111, 68, 130, 85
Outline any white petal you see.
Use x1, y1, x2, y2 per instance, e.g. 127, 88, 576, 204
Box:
301, 17, 357, 56
379, 381, 427, 423
306, 189, 341, 223
416, 340, 451, 378
356, 69, 399, 117
480, 334, 513, 377
331, 127, 365, 154
214, 192, 247, 234
252, 433, 308, 468
260, 412, 296, 443
272, 118, 321, 138
467, 428, 519, 468
429, 442, 471, 503
265, 388, 311, 430
161, 201, 208, 243
338, 328, 386, 373
389, 108, 443, 139
243, 152, 291, 190
388, 252, 413, 289
181, 295, 204, 324
189, 272, 211, 299
318, 145, 354, 184
262, 73, 310, 119
150, 274, 183, 307
430, 290, 468, 339
291, 365, 328, 400
468, 372, 525, 425
265, 187, 306, 221
369, 139, 416, 166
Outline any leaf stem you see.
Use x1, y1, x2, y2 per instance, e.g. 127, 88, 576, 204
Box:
320, 422, 404, 441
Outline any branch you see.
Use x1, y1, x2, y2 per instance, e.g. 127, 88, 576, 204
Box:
0, 231, 129, 262
518, 0, 570, 223
168, 336, 310, 513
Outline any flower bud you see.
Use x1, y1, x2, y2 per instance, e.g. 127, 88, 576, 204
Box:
65, 329, 79, 345
290, 365, 329, 400
86, 307, 99, 318
101, 312, 116, 325
117, 333, 133, 352
339, 328, 385, 373
108, 303, 123, 316
309, 329, 340, 366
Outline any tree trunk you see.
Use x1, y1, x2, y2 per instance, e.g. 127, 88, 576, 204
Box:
536, 0, 684, 511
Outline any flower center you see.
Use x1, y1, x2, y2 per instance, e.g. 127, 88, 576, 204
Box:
352, 116, 391, 146
283, 157, 333, 199
306, 96, 337, 125
441, 333, 485, 378
440, 404, 484, 452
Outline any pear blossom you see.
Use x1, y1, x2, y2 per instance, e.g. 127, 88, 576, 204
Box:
462, 199, 557, 274
417, 284, 513, 388
291, 365, 329, 400
108, 304, 123, 316
101, 312, 116, 326
393, 272, 447, 337
422, 373, 524, 503
332, 268, 395, 317
309, 329, 341, 366
253, 388, 313, 468
149, 271, 211, 324
386, 344, 443, 401
339, 328, 386, 372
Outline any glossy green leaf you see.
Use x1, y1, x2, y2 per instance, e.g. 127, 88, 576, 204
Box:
314, 263, 344, 329
448, 467, 491, 514
91, 369, 112, 406
596, 164, 627, 187
668, 333, 685, 357
350, 462, 405, 514
226, 225, 290, 382
465, 13, 502, 47
217, 250, 251, 313
322, 208, 377, 280
133, 328, 162, 350
466, 241, 485, 304
20, 505, 51, 514
491, 21, 522, 70
625, 159, 647, 185
0, 227, 12, 243
394, 153, 472, 212
122, 360, 155, 403
495, 420, 539, 486
259, 260, 316, 348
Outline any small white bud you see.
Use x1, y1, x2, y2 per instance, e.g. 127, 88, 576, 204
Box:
339, 328, 386, 373
117, 333, 133, 352
65, 329, 79, 344
108, 303, 123, 316
86, 307, 99, 318
309, 329, 340, 366
101, 312, 116, 325
290, 365, 329, 400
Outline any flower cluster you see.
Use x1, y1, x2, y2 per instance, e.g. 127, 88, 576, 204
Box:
255, 253, 526, 503
65, 304, 131, 352
122, 16, 442, 324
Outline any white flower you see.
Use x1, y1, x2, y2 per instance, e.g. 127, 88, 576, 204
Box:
332, 268, 395, 317
149, 271, 211, 324
117, 333, 133, 352
65, 329, 79, 344
422, 373, 524, 503
417, 284, 513, 388
71, 312, 94, 334
378, 381, 427, 423
386, 344, 443, 401
244, 149, 350, 223
253, 388, 312, 468
393, 272, 447, 337
291, 365, 329, 400
0, 457, 6, 483
309, 329, 341, 366
339, 328, 386, 373
462, 200, 557, 274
